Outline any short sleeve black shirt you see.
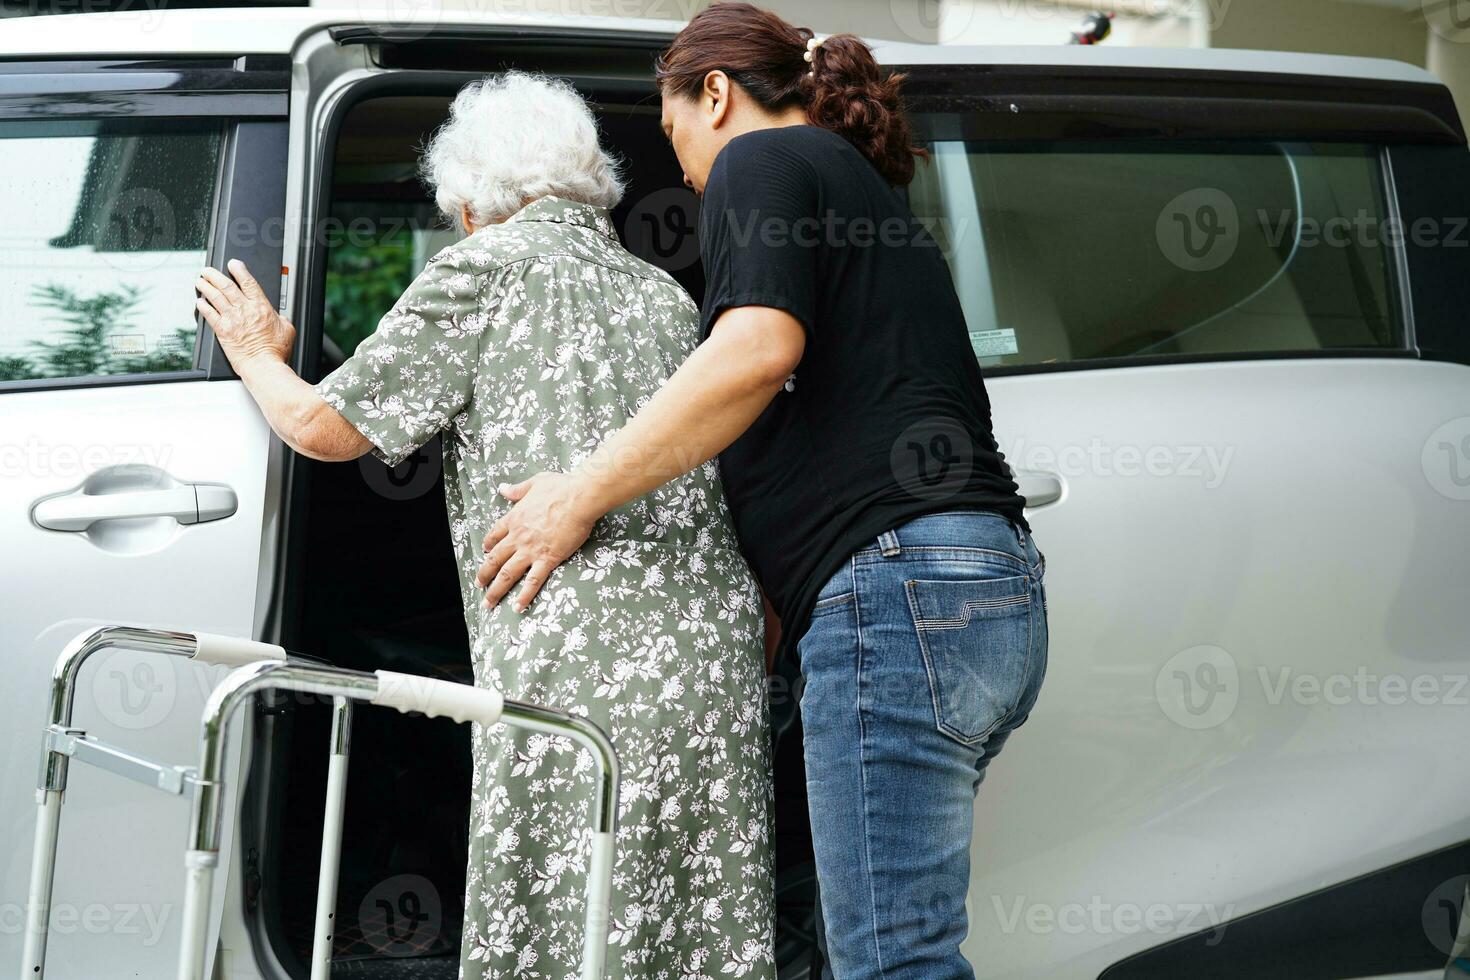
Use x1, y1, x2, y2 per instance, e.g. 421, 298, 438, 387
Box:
698, 125, 1027, 662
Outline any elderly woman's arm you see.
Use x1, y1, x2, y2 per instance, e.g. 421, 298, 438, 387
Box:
196, 261, 372, 463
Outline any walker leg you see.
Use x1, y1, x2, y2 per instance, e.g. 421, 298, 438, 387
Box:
21, 789, 63, 979
176, 850, 217, 980
581, 830, 615, 980
310, 697, 352, 980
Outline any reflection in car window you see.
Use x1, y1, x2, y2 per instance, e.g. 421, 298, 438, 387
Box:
321, 200, 460, 363
0, 118, 222, 383
906, 141, 1404, 370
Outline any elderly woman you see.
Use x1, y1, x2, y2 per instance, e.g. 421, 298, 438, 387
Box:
195, 71, 775, 979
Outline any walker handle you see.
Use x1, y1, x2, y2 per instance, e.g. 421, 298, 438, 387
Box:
191, 631, 287, 668
371, 670, 505, 726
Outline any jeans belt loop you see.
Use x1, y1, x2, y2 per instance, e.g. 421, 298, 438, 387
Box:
878, 529, 901, 558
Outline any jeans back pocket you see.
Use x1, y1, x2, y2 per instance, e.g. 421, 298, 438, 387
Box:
905, 574, 1035, 745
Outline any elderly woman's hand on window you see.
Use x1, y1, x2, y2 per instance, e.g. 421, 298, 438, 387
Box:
195, 259, 371, 463
195, 259, 295, 371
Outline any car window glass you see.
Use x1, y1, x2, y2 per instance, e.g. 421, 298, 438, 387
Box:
0, 118, 222, 383
906, 140, 1404, 370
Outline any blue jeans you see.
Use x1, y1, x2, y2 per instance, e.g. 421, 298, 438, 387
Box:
798, 510, 1048, 980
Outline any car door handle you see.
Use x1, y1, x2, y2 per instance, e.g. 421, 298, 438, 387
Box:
1014, 470, 1064, 509
32, 483, 238, 532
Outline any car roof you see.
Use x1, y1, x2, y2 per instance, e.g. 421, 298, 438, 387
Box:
0, 4, 1443, 89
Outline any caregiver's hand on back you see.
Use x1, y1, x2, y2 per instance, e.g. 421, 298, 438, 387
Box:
475, 304, 806, 612
476, 471, 600, 612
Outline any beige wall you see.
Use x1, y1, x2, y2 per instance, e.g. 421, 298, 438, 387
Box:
1210, 0, 1428, 64
1210, 0, 1470, 130
427, 0, 932, 41
1427, 26, 1470, 127
939, 0, 1199, 46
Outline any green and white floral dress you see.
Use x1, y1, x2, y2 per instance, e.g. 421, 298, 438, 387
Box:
316, 197, 776, 980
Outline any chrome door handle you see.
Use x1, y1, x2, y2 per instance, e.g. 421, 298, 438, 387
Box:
32, 483, 237, 532
1014, 471, 1064, 509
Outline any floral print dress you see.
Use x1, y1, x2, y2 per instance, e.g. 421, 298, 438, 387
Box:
316, 197, 775, 980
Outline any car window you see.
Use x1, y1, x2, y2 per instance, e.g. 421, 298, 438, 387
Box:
905, 140, 1404, 370
0, 118, 223, 383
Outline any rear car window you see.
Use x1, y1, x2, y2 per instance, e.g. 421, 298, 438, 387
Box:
906, 140, 1405, 370
0, 118, 223, 382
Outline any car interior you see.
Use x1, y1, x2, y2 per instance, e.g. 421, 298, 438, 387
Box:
254, 81, 819, 980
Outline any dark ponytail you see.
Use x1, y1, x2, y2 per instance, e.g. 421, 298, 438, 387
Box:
654, 2, 929, 186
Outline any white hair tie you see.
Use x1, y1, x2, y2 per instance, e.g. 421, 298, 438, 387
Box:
804, 36, 822, 76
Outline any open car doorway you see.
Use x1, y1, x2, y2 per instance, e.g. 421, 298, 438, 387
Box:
245, 77, 819, 980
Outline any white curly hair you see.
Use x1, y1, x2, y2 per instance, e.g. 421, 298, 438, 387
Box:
420, 70, 624, 227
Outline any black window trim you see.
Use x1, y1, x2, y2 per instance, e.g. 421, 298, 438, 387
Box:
980, 346, 1418, 380
0, 57, 287, 396
0, 55, 289, 118
898, 62, 1465, 147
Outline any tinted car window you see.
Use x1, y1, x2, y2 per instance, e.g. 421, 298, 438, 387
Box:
906, 141, 1404, 370
0, 118, 222, 383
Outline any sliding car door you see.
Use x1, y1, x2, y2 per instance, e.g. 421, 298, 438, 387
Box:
893, 55, 1470, 978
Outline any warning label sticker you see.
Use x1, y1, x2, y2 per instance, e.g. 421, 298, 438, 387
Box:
969, 328, 1018, 358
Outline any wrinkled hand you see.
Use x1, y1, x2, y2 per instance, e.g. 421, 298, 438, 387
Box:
475, 472, 599, 612
196, 259, 296, 369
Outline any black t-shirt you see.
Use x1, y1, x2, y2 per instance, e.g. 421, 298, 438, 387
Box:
698, 125, 1027, 661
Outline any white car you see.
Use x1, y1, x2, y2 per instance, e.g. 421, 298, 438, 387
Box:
2, 7, 1468, 980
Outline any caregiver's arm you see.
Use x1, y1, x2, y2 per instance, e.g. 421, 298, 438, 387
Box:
196, 261, 371, 463
476, 305, 806, 610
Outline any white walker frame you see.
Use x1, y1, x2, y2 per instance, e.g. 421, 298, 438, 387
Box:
20, 625, 620, 980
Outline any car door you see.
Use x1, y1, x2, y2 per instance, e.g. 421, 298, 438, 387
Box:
0, 56, 287, 978
886, 51, 1470, 977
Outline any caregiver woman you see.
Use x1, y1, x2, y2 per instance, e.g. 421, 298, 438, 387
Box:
478, 5, 1048, 976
